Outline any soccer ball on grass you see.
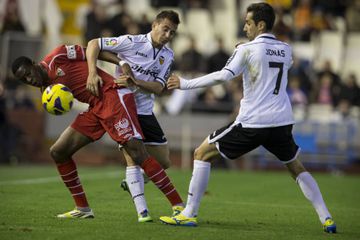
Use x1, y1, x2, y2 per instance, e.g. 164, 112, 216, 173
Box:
42, 84, 74, 115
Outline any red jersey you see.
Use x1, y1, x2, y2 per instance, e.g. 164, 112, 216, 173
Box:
40, 45, 118, 106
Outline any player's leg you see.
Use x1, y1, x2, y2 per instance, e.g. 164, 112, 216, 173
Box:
50, 126, 94, 218
160, 123, 260, 226
120, 148, 152, 222
108, 89, 183, 217
159, 138, 217, 226
264, 125, 336, 233
286, 159, 336, 233
139, 114, 171, 183
145, 144, 170, 169
145, 144, 185, 215
183, 138, 218, 216
122, 139, 183, 209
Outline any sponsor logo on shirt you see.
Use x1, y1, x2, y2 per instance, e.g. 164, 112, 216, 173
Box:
56, 67, 65, 76
136, 51, 148, 58
104, 38, 118, 46
131, 65, 160, 78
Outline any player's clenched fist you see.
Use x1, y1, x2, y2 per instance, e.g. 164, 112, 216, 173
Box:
167, 74, 180, 89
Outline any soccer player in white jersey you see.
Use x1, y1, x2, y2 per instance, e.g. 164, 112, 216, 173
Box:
159, 3, 336, 233
86, 10, 184, 222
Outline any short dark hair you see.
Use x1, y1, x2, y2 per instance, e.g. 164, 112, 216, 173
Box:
12, 56, 33, 75
247, 2, 275, 31
155, 10, 180, 25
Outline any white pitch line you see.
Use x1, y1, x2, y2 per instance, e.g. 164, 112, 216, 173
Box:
0, 171, 121, 186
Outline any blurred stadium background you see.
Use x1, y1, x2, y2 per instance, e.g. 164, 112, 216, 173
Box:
0, 0, 360, 173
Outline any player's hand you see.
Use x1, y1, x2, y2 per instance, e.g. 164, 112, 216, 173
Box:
86, 72, 103, 97
167, 74, 180, 89
114, 75, 134, 87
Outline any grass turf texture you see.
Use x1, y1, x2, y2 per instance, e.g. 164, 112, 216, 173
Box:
0, 165, 359, 240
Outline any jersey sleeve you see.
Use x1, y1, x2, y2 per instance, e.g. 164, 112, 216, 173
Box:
41, 45, 86, 69
99, 35, 133, 52
223, 46, 247, 77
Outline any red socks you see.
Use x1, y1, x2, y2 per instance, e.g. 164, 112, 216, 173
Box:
141, 156, 183, 206
56, 160, 89, 208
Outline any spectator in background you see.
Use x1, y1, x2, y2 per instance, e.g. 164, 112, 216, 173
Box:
138, 13, 152, 33
207, 37, 230, 73
345, 0, 360, 32
288, 57, 312, 96
334, 99, 352, 120
179, 36, 206, 75
312, 73, 336, 105
0, 0, 25, 34
338, 73, 360, 107
313, 0, 347, 17
125, 19, 141, 35
316, 60, 341, 105
311, 8, 333, 34
273, 7, 293, 42
293, 0, 312, 41
287, 76, 308, 107
107, 7, 131, 36
84, 1, 111, 43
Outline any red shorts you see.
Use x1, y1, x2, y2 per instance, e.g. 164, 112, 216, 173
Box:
71, 88, 144, 144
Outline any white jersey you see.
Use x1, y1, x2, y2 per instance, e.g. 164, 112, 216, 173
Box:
179, 33, 294, 128
99, 33, 173, 115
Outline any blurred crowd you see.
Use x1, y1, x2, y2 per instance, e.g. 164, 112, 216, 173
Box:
0, 0, 360, 163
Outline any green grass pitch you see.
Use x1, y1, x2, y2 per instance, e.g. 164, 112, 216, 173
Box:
0, 165, 359, 240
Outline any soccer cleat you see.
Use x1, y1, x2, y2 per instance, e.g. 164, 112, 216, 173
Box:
323, 217, 337, 233
159, 214, 197, 227
172, 205, 184, 216
57, 209, 94, 219
138, 209, 153, 223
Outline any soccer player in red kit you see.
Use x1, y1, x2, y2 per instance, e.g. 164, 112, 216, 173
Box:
11, 44, 183, 221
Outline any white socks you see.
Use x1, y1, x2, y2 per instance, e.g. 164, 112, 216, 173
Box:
182, 160, 211, 218
296, 171, 332, 224
126, 166, 148, 215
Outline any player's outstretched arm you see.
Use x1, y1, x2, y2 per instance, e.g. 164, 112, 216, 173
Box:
175, 69, 235, 90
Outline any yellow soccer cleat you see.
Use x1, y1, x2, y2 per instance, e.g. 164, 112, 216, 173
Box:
138, 209, 153, 223
323, 217, 337, 233
172, 205, 184, 217
160, 214, 197, 227
57, 209, 94, 219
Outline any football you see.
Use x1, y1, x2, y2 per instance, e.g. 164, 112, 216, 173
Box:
42, 84, 74, 115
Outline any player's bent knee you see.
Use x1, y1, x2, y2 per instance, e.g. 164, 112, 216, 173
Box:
49, 145, 68, 163
123, 139, 149, 165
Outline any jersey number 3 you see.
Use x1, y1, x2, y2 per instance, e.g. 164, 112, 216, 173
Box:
269, 61, 284, 95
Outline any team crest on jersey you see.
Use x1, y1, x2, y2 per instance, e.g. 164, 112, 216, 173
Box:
104, 38, 118, 46
56, 67, 65, 76
159, 56, 165, 65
